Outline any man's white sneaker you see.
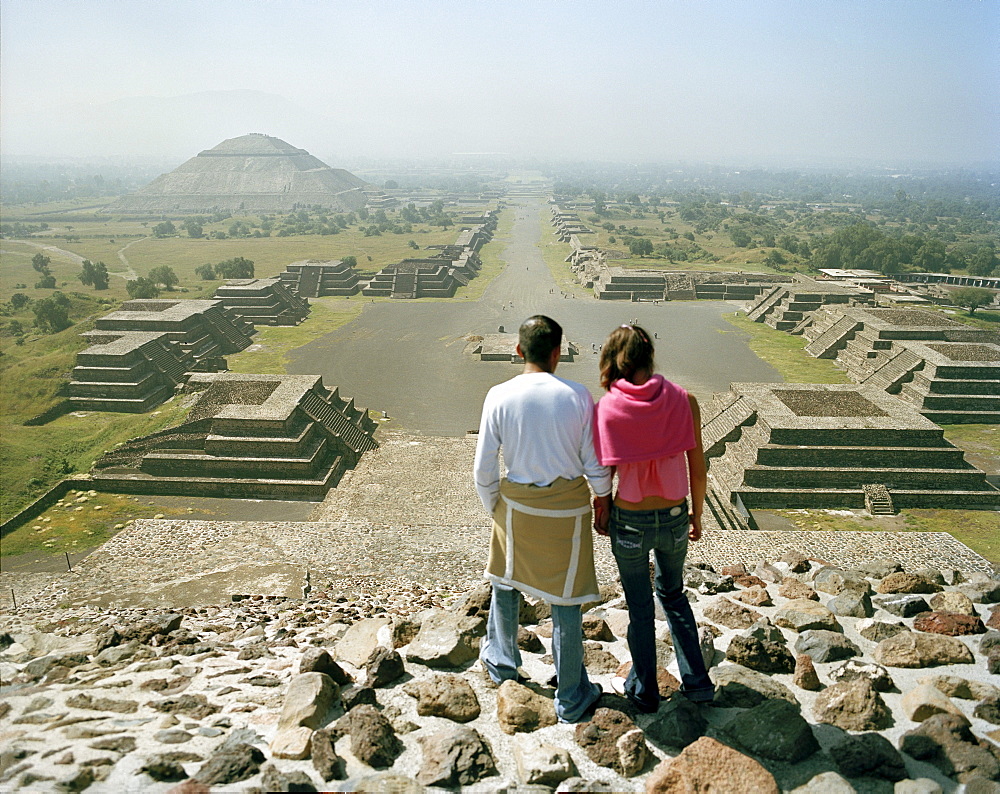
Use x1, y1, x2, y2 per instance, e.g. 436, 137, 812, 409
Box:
610, 676, 627, 696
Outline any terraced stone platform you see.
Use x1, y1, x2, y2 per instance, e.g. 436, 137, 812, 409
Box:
704, 382, 999, 513
212, 277, 309, 326
90, 373, 378, 500
468, 333, 578, 362
279, 259, 360, 297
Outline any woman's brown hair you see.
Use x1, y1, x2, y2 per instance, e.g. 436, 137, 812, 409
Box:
599, 324, 655, 390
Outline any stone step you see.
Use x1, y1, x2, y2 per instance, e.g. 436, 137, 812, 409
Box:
742, 464, 990, 491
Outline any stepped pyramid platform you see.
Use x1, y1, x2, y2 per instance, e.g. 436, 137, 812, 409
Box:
803, 306, 999, 422
91, 374, 378, 500
278, 259, 360, 298
593, 266, 666, 301
703, 382, 999, 515
106, 133, 369, 214
745, 276, 873, 331
212, 278, 310, 326
93, 299, 255, 370
68, 331, 192, 413
469, 334, 577, 362
362, 260, 466, 299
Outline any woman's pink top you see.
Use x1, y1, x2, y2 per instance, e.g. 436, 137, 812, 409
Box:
594, 374, 695, 501
615, 453, 689, 501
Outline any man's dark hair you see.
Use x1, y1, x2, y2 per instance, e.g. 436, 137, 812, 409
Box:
519, 315, 562, 366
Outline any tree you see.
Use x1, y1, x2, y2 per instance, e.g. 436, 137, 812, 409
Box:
341, 256, 357, 268
951, 287, 995, 315
408, 240, 420, 250
152, 220, 176, 237
185, 221, 204, 238
195, 263, 216, 280
912, 239, 947, 272
35, 274, 56, 289
214, 257, 254, 279
968, 247, 998, 277
126, 277, 160, 299
10, 293, 29, 309
79, 259, 110, 290
32, 296, 71, 332
31, 253, 51, 273
148, 265, 179, 290
730, 229, 752, 248
628, 238, 654, 257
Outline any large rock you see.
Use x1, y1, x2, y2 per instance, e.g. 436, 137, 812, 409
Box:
793, 654, 821, 691
829, 732, 907, 781
346, 704, 402, 768
403, 674, 480, 722
899, 713, 1000, 784
901, 683, 964, 722
496, 679, 556, 734
365, 646, 405, 687
710, 664, 798, 708
813, 567, 871, 596
644, 696, 707, 750
405, 611, 482, 668
913, 612, 986, 636
857, 618, 908, 642
336, 617, 393, 668
299, 648, 352, 685
957, 580, 1000, 604
754, 561, 784, 584
813, 678, 892, 731
974, 695, 1000, 725
774, 600, 841, 633
874, 632, 975, 668
719, 699, 819, 763
684, 568, 735, 595
734, 585, 772, 607
121, 612, 184, 644
311, 729, 346, 782
779, 550, 812, 573
514, 736, 576, 786
873, 593, 930, 617
929, 591, 978, 615
574, 708, 648, 777
703, 598, 761, 630
827, 590, 873, 618
858, 559, 902, 579
725, 635, 795, 673
794, 630, 861, 663
645, 736, 779, 794
918, 674, 1000, 701
829, 659, 895, 692
192, 743, 264, 786
778, 580, 819, 601
275, 672, 339, 732
877, 572, 941, 594
582, 615, 615, 642
743, 617, 786, 645
417, 725, 496, 787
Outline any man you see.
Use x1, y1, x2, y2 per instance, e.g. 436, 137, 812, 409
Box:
474, 315, 612, 723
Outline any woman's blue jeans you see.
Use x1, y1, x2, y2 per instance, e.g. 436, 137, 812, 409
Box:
609, 501, 713, 709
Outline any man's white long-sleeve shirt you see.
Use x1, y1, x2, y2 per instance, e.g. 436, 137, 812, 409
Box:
474, 371, 612, 513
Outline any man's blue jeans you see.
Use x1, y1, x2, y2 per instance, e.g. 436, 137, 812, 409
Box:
609, 501, 713, 710
481, 582, 600, 723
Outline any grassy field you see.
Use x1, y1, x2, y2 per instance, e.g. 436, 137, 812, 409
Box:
770, 507, 1000, 565
720, 311, 852, 383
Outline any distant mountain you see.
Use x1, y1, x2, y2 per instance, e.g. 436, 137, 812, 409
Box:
0, 90, 340, 159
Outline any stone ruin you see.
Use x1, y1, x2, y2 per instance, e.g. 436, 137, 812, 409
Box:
468, 333, 578, 363
802, 305, 1000, 424
211, 278, 310, 326
278, 259, 361, 298
702, 382, 999, 519
361, 221, 493, 299
589, 266, 786, 302
68, 299, 256, 412
91, 373, 378, 500
69, 331, 192, 413
105, 133, 369, 214
745, 275, 875, 331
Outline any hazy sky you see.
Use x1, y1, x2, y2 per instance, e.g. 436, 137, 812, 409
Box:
1, 0, 997, 165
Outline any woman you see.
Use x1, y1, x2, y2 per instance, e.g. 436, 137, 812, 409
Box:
593, 324, 714, 712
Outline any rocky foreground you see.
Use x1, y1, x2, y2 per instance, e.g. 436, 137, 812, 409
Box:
1, 553, 999, 793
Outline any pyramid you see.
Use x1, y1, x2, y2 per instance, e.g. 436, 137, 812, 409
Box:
107, 133, 369, 214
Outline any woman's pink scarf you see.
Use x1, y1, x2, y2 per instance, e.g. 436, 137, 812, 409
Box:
594, 374, 695, 465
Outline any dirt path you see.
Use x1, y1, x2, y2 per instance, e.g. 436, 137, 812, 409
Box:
112, 236, 148, 279
17, 239, 86, 265
287, 198, 781, 434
